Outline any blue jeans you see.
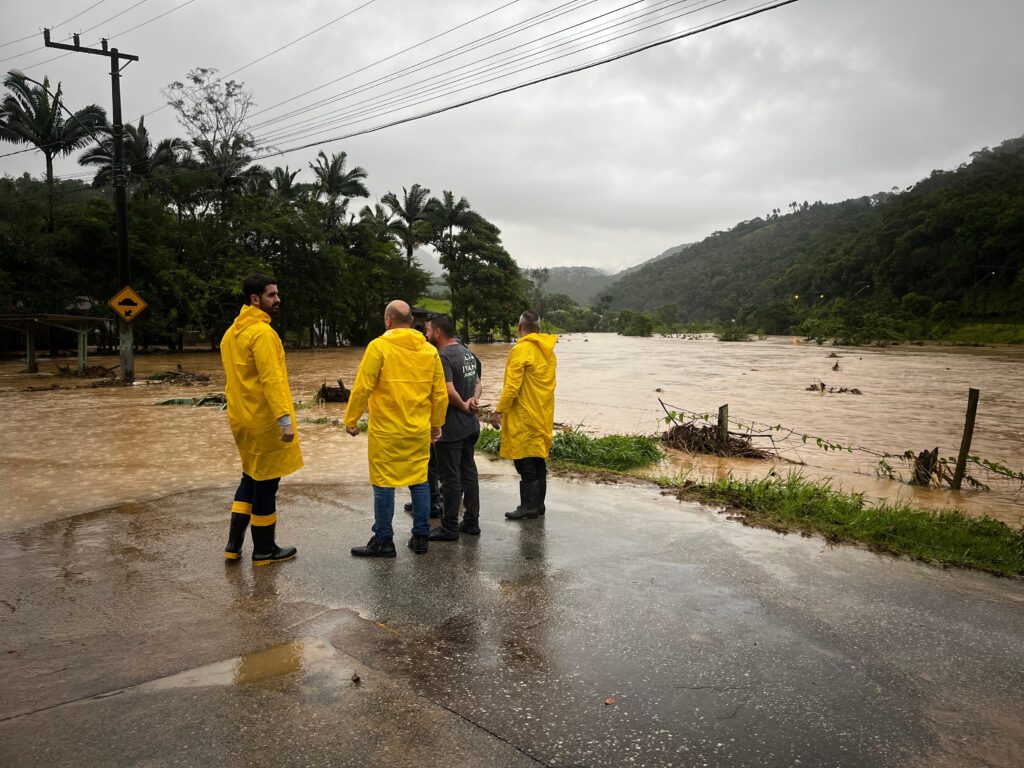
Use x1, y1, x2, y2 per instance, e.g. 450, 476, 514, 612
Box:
373, 482, 430, 540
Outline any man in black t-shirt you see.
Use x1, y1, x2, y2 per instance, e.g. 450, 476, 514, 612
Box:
425, 313, 482, 539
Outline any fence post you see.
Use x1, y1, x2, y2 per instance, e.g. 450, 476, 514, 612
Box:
718, 404, 729, 445
951, 388, 980, 491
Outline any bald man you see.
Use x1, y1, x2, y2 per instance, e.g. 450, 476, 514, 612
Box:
344, 301, 449, 557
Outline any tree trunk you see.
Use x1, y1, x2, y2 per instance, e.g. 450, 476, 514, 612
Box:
45, 153, 55, 233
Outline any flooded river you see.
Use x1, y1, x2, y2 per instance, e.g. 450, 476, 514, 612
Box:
1, 334, 1021, 531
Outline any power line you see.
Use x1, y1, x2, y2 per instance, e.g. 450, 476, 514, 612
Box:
262, 0, 802, 159
133, 0, 531, 124
221, 0, 379, 80
10, 0, 800, 200
255, 0, 710, 145
249, 0, 603, 131
0, 0, 112, 49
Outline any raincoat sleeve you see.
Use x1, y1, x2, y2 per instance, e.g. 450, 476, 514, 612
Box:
343, 343, 384, 428
252, 329, 293, 419
430, 354, 448, 428
496, 347, 527, 414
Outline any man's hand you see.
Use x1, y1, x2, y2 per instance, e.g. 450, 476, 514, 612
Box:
345, 425, 360, 437
280, 424, 296, 443
489, 411, 502, 428
467, 396, 480, 414
430, 427, 442, 443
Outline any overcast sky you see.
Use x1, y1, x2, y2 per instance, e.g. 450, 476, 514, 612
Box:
2, 0, 1022, 272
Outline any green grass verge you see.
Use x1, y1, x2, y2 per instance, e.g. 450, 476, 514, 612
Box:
416, 296, 452, 314
944, 323, 1024, 344
477, 427, 662, 471
659, 471, 1024, 576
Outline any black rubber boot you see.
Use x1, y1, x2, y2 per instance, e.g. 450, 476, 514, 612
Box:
407, 534, 429, 554
224, 512, 250, 561
428, 526, 459, 542
251, 523, 297, 566
505, 480, 541, 520
351, 536, 397, 558
538, 474, 547, 516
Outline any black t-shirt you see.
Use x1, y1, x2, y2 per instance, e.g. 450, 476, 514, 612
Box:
438, 341, 481, 442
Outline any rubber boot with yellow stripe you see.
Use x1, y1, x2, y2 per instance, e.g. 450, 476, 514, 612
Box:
251, 515, 296, 566
224, 502, 252, 561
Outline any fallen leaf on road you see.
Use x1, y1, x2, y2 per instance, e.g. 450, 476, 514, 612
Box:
604, 696, 617, 705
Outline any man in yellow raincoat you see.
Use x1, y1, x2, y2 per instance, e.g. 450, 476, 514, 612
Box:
220, 274, 302, 565
344, 300, 448, 557
496, 310, 557, 520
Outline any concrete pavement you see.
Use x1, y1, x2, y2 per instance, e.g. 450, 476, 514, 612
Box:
2, 472, 1022, 767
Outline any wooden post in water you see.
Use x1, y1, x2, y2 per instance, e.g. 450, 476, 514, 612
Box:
718, 404, 729, 446
25, 322, 37, 373
951, 388, 980, 491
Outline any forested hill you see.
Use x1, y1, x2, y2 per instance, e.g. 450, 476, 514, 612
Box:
543, 266, 615, 305
598, 135, 1024, 335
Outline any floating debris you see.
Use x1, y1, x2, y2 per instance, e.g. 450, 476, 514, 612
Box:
661, 422, 770, 459
155, 393, 226, 407
806, 382, 862, 394
315, 379, 350, 404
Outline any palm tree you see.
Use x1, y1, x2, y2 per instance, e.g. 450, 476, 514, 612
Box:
270, 165, 302, 199
78, 115, 190, 195
381, 183, 432, 264
0, 72, 106, 231
358, 202, 402, 243
309, 150, 368, 226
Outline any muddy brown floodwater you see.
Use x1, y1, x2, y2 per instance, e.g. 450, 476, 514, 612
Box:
1, 334, 1021, 532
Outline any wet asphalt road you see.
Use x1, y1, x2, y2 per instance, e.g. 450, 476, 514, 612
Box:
2, 471, 1023, 767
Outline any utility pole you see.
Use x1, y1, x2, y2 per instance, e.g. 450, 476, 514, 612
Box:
44, 30, 139, 382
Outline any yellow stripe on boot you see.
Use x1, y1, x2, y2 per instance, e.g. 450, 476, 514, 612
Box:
249, 512, 278, 527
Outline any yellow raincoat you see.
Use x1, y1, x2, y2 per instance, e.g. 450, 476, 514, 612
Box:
497, 332, 558, 460
343, 328, 448, 488
220, 305, 303, 481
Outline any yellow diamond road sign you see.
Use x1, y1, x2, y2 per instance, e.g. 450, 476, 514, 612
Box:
109, 286, 147, 322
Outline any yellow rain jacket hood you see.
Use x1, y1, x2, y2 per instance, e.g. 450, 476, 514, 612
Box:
220, 305, 303, 481
497, 332, 557, 460
343, 327, 448, 488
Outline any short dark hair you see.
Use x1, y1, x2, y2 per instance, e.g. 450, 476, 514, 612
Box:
427, 313, 456, 339
519, 310, 541, 333
242, 274, 277, 305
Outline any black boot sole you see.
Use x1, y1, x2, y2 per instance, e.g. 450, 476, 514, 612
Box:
350, 549, 396, 558
253, 547, 297, 566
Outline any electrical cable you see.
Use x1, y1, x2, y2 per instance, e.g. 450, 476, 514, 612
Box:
255, 0, 712, 144
5, 0, 800, 200
0, 0, 112, 49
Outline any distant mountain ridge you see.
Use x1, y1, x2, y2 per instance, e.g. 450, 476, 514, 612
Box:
592, 134, 1024, 333
541, 245, 691, 306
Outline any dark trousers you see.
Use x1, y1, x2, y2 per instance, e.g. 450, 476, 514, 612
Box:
233, 473, 281, 527
435, 431, 480, 531
513, 457, 547, 512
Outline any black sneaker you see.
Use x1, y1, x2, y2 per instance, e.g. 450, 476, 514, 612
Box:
457, 521, 481, 536
428, 526, 459, 542
351, 536, 397, 558
407, 534, 429, 554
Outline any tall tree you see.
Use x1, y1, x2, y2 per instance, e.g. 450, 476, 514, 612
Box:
381, 183, 432, 264
0, 73, 106, 232
309, 150, 368, 228
78, 115, 190, 195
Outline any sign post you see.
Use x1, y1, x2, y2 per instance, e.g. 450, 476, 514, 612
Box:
108, 287, 146, 381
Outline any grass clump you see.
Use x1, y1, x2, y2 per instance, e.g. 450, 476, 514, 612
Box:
668, 471, 1024, 576
477, 427, 662, 471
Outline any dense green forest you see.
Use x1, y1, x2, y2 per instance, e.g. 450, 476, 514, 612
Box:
591, 136, 1024, 343
0, 69, 526, 348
